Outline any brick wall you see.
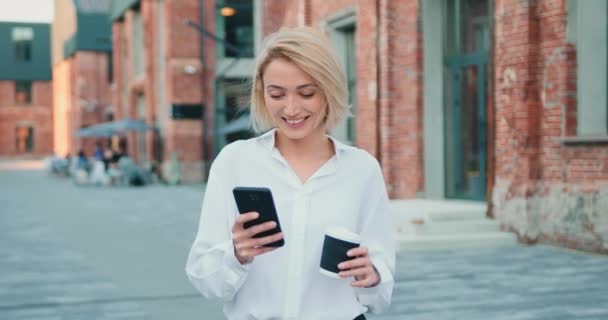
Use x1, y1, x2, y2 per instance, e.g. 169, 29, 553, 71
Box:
73, 52, 112, 156
493, 0, 608, 253
163, 0, 206, 182
262, 0, 424, 198
112, 0, 209, 183
52, 52, 111, 158
262, 0, 289, 35
0, 80, 53, 157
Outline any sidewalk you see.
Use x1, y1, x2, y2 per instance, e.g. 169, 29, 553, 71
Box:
370, 245, 608, 320
1, 161, 607, 320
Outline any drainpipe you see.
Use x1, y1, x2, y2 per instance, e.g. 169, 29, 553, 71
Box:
197, 0, 209, 179
375, 0, 382, 165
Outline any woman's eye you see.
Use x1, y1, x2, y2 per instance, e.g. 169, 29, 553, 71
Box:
269, 94, 284, 99
300, 93, 315, 98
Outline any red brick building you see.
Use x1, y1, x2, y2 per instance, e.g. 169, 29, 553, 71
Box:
110, 0, 262, 182
107, 0, 606, 252
491, 0, 607, 253
270, 0, 607, 253
0, 22, 53, 158
52, 0, 113, 157
111, 0, 211, 182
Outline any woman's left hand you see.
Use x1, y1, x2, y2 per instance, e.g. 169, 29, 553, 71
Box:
337, 246, 380, 288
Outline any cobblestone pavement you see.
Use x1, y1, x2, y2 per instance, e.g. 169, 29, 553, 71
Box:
1, 161, 607, 320
0, 162, 223, 320
370, 246, 608, 320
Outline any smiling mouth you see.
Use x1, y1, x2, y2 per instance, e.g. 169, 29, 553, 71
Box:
282, 116, 310, 126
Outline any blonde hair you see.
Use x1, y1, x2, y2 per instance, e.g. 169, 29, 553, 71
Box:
249, 26, 349, 133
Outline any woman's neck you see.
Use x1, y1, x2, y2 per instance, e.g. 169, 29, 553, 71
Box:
274, 129, 334, 160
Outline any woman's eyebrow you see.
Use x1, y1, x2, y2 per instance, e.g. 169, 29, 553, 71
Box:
266, 83, 317, 90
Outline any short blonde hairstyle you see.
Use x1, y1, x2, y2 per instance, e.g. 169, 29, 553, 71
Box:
249, 26, 349, 133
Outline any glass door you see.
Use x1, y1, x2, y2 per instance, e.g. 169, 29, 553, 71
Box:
444, 0, 489, 200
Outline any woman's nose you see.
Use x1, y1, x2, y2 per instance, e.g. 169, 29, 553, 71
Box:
283, 96, 299, 115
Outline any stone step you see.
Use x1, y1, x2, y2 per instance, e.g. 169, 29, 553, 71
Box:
425, 209, 487, 221
390, 200, 488, 231
403, 219, 501, 236
396, 232, 518, 251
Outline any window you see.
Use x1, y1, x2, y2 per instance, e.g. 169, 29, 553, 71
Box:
342, 26, 357, 145
132, 11, 145, 77
218, 0, 254, 58
107, 51, 113, 83
15, 81, 32, 104
569, 0, 608, 136
327, 12, 357, 145
15, 125, 34, 153
12, 27, 34, 62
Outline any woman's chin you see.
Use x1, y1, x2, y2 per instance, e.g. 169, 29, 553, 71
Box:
277, 127, 310, 140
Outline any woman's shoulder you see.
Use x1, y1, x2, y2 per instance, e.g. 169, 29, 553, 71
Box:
215, 139, 249, 161
343, 146, 381, 168
212, 137, 263, 165
339, 146, 383, 179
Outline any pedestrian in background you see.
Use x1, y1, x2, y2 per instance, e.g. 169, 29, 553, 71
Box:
186, 26, 395, 320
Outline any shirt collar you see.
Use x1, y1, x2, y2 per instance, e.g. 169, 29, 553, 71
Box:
256, 128, 352, 158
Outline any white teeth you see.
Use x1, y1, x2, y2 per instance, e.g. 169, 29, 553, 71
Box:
285, 118, 305, 125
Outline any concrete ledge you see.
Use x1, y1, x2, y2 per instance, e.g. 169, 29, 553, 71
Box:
397, 232, 518, 251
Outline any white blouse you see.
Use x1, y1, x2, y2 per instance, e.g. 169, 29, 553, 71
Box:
185, 129, 395, 320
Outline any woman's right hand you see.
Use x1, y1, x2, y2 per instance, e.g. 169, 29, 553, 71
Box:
232, 212, 284, 265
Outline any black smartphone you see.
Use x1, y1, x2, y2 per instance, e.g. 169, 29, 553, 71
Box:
232, 187, 285, 247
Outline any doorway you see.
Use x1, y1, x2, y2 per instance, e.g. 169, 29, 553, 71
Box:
444, 0, 490, 200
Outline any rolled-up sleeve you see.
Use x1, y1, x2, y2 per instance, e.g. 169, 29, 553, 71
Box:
355, 162, 396, 313
185, 154, 249, 302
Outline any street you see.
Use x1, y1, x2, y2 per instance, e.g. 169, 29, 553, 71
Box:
1, 161, 607, 320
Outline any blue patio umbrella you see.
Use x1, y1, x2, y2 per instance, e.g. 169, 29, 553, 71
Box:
75, 119, 156, 137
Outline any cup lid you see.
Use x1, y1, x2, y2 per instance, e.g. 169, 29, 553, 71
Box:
325, 227, 360, 244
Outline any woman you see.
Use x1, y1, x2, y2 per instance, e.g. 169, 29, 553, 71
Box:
186, 26, 395, 320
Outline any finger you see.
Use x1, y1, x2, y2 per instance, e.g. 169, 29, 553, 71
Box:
235, 232, 283, 250
350, 278, 375, 288
339, 266, 372, 278
234, 238, 256, 251
245, 245, 278, 258
246, 221, 277, 237
253, 232, 283, 247
235, 212, 259, 225
231, 230, 251, 243
347, 247, 368, 258
338, 257, 369, 270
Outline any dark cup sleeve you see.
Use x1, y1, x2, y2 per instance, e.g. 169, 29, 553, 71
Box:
320, 235, 360, 274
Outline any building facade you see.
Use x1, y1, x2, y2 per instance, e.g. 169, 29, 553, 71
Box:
0, 22, 53, 158
52, 0, 113, 158
271, 0, 608, 253
105, 0, 607, 252
109, 0, 263, 182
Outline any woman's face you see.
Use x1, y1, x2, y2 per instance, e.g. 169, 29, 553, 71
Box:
262, 58, 327, 141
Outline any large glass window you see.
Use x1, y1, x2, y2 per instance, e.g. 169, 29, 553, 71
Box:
215, 79, 253, 151
218, 0, 254, 58
570, 0, 608, 136
13, 27, 34, 62
15, 81, 32, 105
328, 17, 357, 146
